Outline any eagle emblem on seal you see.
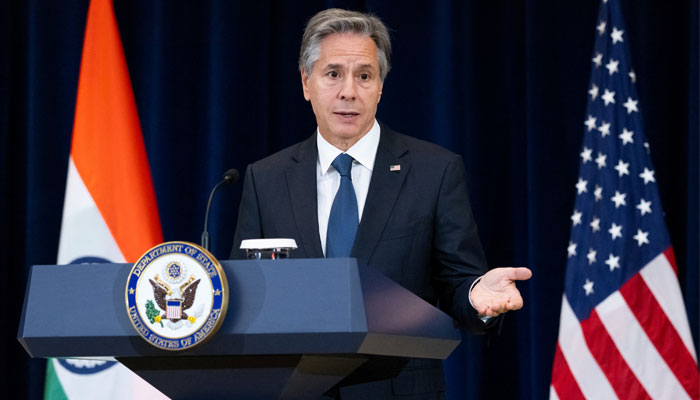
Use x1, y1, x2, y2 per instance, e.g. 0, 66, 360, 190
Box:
149, 274, 200, 321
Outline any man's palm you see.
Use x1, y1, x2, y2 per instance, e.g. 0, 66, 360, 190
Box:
470, 267, 532, 317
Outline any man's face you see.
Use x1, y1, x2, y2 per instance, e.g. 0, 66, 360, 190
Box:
301, 33, 383, 149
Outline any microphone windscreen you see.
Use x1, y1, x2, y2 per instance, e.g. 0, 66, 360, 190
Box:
223, 168, 239, 184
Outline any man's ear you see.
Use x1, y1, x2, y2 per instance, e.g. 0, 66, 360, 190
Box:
301, 70, 311, 101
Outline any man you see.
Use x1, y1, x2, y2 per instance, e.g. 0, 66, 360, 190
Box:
232, 8, 531, 399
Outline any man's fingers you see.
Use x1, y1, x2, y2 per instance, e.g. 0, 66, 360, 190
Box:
507, 295, 524, 310
503, 267, 532, 281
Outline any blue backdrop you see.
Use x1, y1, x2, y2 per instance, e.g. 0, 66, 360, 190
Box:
1, 1, 697, 399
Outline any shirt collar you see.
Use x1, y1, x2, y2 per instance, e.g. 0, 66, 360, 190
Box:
317, 119, 380, 175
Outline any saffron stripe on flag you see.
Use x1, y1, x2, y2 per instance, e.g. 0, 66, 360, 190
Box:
581, 309, 651, 400
550, 343, 585, 400
596, 291, 690, 399
640, 251, 698, 362
70, 0, 161, 262
557, 296, 617, 399
621, 272, 700, 398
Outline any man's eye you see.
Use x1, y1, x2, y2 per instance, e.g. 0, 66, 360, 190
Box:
328, 71, 339, 78
360, 73, 370, 80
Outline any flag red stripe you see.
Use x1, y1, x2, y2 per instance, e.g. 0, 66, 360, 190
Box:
620, 273, 700, 399
551, 343, 585, 400
581, 310, 651, 400
664, 247, 678, 275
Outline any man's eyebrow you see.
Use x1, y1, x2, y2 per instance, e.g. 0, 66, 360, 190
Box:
323, 63, 376, 70
355, 63, 376, 70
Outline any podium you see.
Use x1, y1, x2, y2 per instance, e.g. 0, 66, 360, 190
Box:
18, 258, 461, 399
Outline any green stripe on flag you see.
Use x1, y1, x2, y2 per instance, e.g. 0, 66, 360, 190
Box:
44, 359, 69, 400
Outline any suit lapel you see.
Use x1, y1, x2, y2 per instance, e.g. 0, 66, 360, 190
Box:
352, 126, 410, 264
286, 135, 324, 258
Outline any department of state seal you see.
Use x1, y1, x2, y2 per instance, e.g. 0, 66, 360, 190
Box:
125, 241, 228, 350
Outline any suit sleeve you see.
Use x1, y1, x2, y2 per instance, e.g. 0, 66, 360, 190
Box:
230, 165, 262, 259
431, 155, 496, 333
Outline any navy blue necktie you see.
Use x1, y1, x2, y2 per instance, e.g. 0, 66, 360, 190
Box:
326, 153, 358, 258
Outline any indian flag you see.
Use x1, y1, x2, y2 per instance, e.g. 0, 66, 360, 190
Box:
43, 0, 167, 399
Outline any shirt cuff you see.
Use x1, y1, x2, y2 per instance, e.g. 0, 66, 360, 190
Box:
468, 276, 493, 323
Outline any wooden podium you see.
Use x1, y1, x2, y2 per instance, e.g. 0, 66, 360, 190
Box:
18, 258, 461, 399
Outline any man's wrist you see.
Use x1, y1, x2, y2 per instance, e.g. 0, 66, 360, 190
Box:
468, 275, 493, 323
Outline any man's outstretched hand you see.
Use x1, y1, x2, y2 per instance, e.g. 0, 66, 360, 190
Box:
470, 267, 532, 317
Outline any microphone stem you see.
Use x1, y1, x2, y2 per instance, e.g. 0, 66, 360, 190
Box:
202, 179, 226, 251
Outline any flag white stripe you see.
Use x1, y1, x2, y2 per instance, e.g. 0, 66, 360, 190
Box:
57, 158, 125, 265
596, 291, 689, 400
549, 385, 560, 400
639, 253, 698, 362
557, 296, 618, 399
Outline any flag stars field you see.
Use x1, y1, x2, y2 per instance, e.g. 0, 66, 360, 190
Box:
605, 58, 619, 75
585, 115, 597, 130
611, 190, 627, 207
597, 21, 607, 35
592, 52, 603, 67
580, 147, 593, 163
614, 159, 629, 176
636, 199, 652, 215
639, 167, 655, 184
610, 27, 624, 44
633, 229, 650, 246
623, 97, 638, 113
618, 128, 634, 145
595, 152, 607, 169
576, 178, 589, 194
568, 241, 577, 258
571, 210, 583, 226
589, 85, 599, 100
602, 88, 616, 105
594, 185, 603, 201
604, 253, 620, 271
587, 248, 598, 265
608, 222, 623, 240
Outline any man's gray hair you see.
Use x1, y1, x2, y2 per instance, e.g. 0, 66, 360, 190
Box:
299, 8, 392, 82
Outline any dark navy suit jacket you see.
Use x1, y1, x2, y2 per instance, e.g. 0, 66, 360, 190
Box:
231, 124, 491, 398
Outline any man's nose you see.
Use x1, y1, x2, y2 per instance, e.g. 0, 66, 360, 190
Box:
338, 76, 357, 100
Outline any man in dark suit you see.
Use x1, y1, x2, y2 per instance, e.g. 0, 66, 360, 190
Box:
232, 8, 531, 399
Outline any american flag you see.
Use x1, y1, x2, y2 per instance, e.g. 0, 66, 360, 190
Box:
550, 1, 700, 399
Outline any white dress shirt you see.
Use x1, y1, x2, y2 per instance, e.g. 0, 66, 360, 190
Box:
316, 120, 381, 256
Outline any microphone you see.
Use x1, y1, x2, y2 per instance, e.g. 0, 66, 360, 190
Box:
201, 168, 239, 251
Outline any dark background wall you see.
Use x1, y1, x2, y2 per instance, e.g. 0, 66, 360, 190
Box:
2, 1, 697, 399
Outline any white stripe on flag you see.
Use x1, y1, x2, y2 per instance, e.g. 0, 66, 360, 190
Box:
53, 359, 167, 400
596, 290, 689, 399
557, 296, 617, 399
57, 158, 125, 265
640, 253, 698, 361
549, 385, 560, 400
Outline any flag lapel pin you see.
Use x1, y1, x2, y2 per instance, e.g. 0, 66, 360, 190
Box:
390, 164, 401, 172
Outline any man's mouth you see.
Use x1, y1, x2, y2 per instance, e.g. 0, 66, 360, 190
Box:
334, 111, 359, 118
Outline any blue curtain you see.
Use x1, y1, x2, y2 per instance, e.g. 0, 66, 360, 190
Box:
2, 1, 697, 399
